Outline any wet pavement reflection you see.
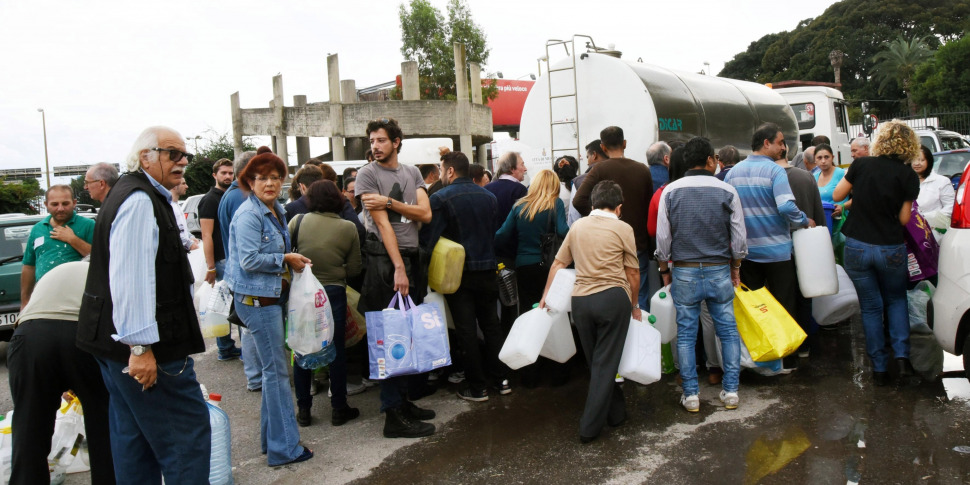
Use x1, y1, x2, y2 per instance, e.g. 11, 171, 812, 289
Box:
357, 315, 970, 484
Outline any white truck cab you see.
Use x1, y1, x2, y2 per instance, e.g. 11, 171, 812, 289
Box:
772, 82, 853, 167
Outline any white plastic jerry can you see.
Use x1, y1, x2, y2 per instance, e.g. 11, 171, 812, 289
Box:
792, 226, 838, 298
650, 286, 677, 344
543, 269, 576, 313
618, 314, 662, 385
499, 307, 554, 369
539, 310, 576, 363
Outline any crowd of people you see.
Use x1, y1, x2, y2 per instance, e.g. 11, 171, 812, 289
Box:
4, 115, 946, 482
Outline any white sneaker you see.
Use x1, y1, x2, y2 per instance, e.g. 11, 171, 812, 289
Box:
720, 390, 739, 410
330, 383, 367, 397
360, 378, 378, 389
681, 394, 700, 413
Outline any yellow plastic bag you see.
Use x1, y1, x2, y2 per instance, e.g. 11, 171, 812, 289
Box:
733, 284, 806, 362
345, 288, 367, 348
428, 237, 464, 294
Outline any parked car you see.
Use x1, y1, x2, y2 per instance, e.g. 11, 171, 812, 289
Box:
182, 194, 204, 239
0, 214, 46, 341
916, 127, 970, 153
933, 149, 970, 190
930, 159, 970, 380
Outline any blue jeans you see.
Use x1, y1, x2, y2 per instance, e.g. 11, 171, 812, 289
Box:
242, 327, 263, 390
234, 296, 304, 465
294, 285, 350, 410
638, 249, 652, 311
842, 237, 910, 372
214, 260, 239, 355
97, 357, 210, 484
671, 264, 740, 396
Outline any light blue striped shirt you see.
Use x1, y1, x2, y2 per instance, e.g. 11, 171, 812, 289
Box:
109, 171, 170, 345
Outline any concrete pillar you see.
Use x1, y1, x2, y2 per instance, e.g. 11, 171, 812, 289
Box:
230, 92, 243, 158
402, 61, 420, 101
272, 75, 288, 167
328, 54, 346, 161
341, 80, 363, 159
469, 62, 482, 105
454, 43, 473, 155
269, 100, 277, 154
477, 143, 488, 166
294, 95, 311, 166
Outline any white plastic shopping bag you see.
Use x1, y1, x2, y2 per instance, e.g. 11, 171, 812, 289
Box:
286, 268, 335, 356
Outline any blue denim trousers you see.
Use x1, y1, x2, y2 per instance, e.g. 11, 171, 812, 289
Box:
234, 296, 304, 465
637, 249, 652, 311
97, 357, 210, 485
671, 264, 741, 396
294, 285, 350, 410
842, 237, 910, 372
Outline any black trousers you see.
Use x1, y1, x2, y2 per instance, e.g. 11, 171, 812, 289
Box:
572, 287, 630, 438
444, 270, 507, 392
7, 319, 115, 485
740, 259, 798, 318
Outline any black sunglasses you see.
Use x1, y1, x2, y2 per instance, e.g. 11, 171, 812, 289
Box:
152, 147, 194, 163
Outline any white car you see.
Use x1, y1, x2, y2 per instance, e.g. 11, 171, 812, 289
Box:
931, 159, 970, 376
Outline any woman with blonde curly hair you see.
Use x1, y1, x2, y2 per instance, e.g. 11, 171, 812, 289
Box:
833, 120, 921, 387
495, 169, 569, 386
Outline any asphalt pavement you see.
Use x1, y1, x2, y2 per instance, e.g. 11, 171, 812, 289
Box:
2, 314, 970, 484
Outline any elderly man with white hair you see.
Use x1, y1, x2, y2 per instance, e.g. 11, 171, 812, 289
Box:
850, 137, 871, 160
76, 126, 211, 484
83, 162, 119, 203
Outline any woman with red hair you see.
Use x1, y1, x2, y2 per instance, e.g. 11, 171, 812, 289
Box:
226, 147, 314, 466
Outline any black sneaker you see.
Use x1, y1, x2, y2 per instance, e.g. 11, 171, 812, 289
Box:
402, 400, 436, 421
457, 388, 489, 402
492, 379, 512, 395
297, 407, 311, 427
331, 407, 360, 426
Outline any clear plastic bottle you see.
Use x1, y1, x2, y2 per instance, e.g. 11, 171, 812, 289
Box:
296, 344, 337, 370
497, 263, 518, 307
207, 393, 233, 485
0, 414, 12, 485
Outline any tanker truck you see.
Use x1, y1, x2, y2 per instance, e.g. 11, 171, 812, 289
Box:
517, 36, 851, 176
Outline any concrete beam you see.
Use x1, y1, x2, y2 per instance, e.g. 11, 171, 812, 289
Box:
293, 95, 310, 165
341, 80, 364, 159
454, 43, 473, 155
469, 62, 482, 105
328, 54, 346, 161
230, 92, 243, 158
402, 61, 419, 101
272, 75, 288, 166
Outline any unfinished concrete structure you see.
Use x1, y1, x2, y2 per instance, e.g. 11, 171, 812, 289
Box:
231, 43, 494, 167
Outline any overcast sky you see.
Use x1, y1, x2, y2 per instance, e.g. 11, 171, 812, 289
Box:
0, 0, 841, 178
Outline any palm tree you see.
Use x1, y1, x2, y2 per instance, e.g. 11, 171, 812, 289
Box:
871, 36, 935, 115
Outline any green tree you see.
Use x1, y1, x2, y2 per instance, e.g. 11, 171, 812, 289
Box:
398, 0, 497, 102
718, 0, 967, 115
0, 178, 42, 214
912, 35, 970, 109
70, 175, 99, 207
184, 130, 256, 197
871, 36, 935, 114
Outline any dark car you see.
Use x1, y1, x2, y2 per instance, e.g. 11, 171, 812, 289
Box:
0, 214, 45, 340
933, 149, 970, 190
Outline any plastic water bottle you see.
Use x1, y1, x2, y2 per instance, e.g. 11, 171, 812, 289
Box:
49, 434, 82, 485
207, 393, 233, 485
296, 344, 337, 370
497, 263, 518, 307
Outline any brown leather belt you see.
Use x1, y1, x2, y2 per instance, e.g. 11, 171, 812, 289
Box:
673, 261, 729, 268
241, 295, 281, 307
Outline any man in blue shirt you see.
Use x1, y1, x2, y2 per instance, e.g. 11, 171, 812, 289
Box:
216, 150, 264, 390
422, 151, 508, 402
20, 185, 94, 308
647, 141, 671, 195
725, 123, 814, 320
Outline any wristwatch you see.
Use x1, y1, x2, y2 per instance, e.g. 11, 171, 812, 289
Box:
386, 197, 393, 209
130, 345, 151, 356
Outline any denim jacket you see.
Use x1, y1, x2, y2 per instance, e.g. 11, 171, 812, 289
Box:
226, 194, 291, 297
420, 177, 498, 272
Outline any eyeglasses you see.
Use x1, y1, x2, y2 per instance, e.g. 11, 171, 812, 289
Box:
83, 179, 102, 187
152, 147, 194, 163
254, 175, 282, 183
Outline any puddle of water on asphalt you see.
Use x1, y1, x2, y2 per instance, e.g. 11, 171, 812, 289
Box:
942, 352, 970, 402
743, 426, 811, 485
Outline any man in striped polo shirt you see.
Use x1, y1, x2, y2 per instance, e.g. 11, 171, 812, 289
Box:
655, 137, 748, 413
724, 123, 814, 321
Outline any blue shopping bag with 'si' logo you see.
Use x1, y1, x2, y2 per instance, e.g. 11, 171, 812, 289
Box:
366, 292, 451, 379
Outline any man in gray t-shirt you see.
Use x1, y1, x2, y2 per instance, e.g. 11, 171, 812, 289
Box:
355, 118, 437, 440
355, 158, 426, 249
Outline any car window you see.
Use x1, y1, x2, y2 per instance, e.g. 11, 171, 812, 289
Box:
791, 103, 815, 130
940, 135, 970, 151
936, 153, 970, 178
0, 223, 33, 260
920, 136, 937, 152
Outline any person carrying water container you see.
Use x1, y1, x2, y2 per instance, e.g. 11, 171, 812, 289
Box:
539, 180, 639, 444
655, 137, 748, 413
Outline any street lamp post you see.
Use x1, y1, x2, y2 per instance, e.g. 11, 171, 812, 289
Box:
37, 108, 50, 188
